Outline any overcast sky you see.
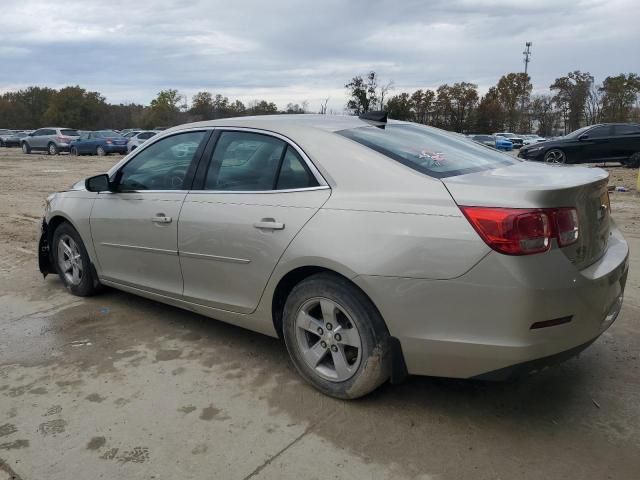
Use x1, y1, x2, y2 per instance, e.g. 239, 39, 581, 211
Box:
0, 0, 638, 112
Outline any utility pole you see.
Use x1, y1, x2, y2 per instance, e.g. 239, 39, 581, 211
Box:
520, 42, 532, 130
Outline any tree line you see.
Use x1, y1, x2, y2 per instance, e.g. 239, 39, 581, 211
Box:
346, 71, 640, 135
1, 70, 638, 135
0, 86, 309, 130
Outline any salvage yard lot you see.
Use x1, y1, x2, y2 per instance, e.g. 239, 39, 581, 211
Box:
0, 147, 639, 479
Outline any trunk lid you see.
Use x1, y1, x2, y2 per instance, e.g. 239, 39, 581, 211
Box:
442, 161, 611, 270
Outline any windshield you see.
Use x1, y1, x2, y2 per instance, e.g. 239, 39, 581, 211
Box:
61, 129, 79, 136
563, 126, 591, 139
338, 124, 519, 178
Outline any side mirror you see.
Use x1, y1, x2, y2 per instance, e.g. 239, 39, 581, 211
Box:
578, 133, 589, 140
85, 174, 111, 192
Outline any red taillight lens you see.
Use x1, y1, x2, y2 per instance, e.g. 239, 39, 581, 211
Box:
461, 206, 579, 256
551, 208, 579, 246
106, 139, 113, 144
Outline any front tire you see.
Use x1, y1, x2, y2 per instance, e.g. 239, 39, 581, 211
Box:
70, 146, 79, 156
48, 142, 59, 155
52, 223, 100, 296
282, 273, 391, 399
21, 142, 31, 154
544, 148, 566, 164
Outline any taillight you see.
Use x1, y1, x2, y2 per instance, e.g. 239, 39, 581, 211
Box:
460, 206, 579, 256
106, 139, 113, 144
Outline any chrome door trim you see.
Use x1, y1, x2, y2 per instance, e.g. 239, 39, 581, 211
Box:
101, 242, 177, 256
179, 251, 251, 264
186, 185, 330, 195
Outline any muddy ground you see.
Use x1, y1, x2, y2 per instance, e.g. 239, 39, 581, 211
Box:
0, 147, 639, 479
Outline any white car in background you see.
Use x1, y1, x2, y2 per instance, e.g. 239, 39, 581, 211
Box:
126, 130, 159, 153
522, 134, 546, 146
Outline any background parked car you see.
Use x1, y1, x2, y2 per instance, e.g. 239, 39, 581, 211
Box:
470, 135, 513, 151
2, 131, 28, 147
522, 134, 546, 145
518, 123, 640, 166
123, 130, 142, 139
494, 132, 524, 148
0, 130, 16, 146
21, 127, 80, 155
70, 130, 128, 156
127, 130, 158, 153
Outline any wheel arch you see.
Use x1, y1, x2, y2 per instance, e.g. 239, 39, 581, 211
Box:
270, 264, 407, 384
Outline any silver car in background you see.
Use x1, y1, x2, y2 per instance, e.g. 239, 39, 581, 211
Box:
22, 127, 80, 155
38, 114, 629, 399
126, 130, 159, 153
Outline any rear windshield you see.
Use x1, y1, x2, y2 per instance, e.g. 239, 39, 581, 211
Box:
95, 130, 121, 138
61, 129, 79, 136
338, 124, 518, 178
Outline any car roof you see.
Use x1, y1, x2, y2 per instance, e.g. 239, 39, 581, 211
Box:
165, 114, 408, 137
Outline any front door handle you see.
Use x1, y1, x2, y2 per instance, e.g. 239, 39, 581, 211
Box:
151, 215, 172, 224
253, 218, 285, 230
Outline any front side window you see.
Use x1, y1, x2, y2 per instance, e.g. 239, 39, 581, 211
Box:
117, 131, 206, 191
587, 126, 610, 138
339, 124, 518, 178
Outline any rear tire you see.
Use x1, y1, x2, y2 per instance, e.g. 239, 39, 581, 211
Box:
96, 146, 106, 156
282, 273, 391, 399
48, 142, 59, 155
51, 222, 100, 296
21, 142, 31, 154
624, 152, 640, 168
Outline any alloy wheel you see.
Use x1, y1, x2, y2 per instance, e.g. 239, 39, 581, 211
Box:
97, 146, 106, 156
57, 234, 83, 286
294, 297, 362, 382
544, 149, 566, 164
48, 143, 57, 155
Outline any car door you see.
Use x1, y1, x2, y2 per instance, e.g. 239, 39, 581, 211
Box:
32, 129, 49, 149
178, 129, 331, 313
77, 133, 90, 153
90, 129, 210, 297
612, 124, 640, 160
581, 125, 613, 162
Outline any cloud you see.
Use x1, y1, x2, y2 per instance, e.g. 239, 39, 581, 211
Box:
0, 0, 637, 112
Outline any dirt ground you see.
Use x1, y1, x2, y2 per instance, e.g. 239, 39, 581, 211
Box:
0, 147, 639, 479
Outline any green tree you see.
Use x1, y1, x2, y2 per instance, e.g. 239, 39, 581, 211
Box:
475, 87, 504, 133
247, 100, 278, 115
43, 86, 107, 129
448, 82, 479, 132
146, 89, 183, 127
496, 73, 532, 132
190, 91, 214, 119
411, 89, 435, 124
550, 71, 592, 133
530, 95, 558, 137
345, 71, 379, 114
385, 92, 414, 120
599, 73, 640, 122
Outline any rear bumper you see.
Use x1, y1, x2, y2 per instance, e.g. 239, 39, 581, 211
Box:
355, 225, 629, 379
104, 145, 127, 153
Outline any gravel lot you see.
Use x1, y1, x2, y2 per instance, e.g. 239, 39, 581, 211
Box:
0, 147, 639, 479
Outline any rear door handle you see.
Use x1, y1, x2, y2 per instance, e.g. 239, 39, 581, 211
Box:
253, 218, 285, 230
151, 215, 172, 224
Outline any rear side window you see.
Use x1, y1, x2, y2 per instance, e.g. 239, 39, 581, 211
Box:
204, 131, 320, 191
138, 132, 155, 140
61, 129, 79, 136
339, 124, 518, 178
614, 125, 640, 136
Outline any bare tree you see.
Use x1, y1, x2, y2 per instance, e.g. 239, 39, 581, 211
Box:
379, 81, 394, 110
319, 98, 329, 114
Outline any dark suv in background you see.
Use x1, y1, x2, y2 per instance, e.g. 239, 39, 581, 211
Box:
519, 123, 640, 167
21, 127, 80, 155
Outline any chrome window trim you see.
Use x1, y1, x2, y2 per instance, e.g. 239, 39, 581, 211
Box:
186, 185, 330, 195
